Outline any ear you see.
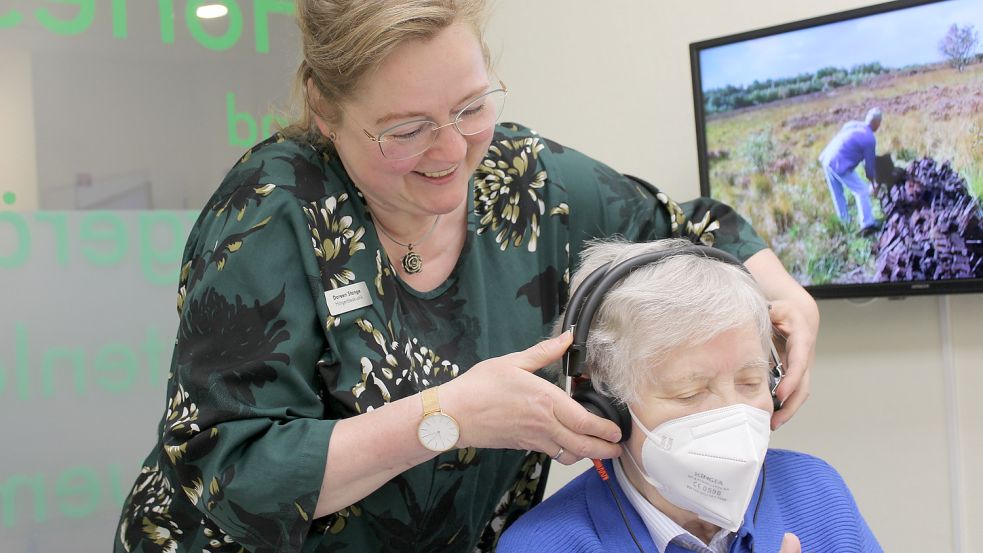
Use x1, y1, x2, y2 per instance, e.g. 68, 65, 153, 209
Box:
306, 78, 333, 138
313, 115, 331, 138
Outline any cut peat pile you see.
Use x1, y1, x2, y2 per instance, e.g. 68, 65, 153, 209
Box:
873, 156, 983, 281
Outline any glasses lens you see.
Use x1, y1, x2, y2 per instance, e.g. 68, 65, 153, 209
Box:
455, 89, 507, 136
379, 121, 439, 160
376, 88, 507, 159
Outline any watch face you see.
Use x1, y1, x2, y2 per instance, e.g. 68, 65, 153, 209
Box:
417, 413, 460, 452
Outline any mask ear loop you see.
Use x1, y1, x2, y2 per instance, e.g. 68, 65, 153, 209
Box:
620, 408, 658, 487
618, 442, 662, 492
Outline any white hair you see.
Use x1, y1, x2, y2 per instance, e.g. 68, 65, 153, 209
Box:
865, 107, 883, 126
563, 238, 772, 405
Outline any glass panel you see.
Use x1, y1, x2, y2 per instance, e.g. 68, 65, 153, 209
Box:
0, 2, 301, 549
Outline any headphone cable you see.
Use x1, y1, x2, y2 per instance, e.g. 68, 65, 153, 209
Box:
592, 459, 647, 553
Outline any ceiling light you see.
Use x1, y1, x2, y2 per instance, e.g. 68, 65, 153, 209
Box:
196, 4, 229, 19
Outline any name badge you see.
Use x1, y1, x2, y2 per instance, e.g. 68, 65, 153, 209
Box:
325, 282, 372, 316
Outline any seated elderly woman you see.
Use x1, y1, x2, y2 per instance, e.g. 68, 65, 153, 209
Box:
498, 239, 881, 553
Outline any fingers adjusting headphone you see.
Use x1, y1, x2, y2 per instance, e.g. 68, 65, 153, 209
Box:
560, 244, 784, 444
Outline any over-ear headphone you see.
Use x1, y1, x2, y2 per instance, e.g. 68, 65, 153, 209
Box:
560, 244, 784, 444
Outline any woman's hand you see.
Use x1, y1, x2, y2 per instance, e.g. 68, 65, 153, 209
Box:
744, 249, 820, 430
440, 332, 623, 465
315, 332, 619, 516
768, 298, 818, 429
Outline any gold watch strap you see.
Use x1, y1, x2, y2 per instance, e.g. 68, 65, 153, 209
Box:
421, 387, 441, 416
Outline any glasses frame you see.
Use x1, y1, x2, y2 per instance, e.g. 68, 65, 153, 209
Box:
361, 80, 509, 161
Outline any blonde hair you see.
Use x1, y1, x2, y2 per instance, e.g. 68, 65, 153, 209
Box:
283, 0, 491, 147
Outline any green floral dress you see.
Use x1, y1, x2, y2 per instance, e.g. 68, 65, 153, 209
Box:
113, 123, 766, 553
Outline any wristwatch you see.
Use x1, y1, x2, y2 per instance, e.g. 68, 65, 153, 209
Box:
417, 387, 460, 452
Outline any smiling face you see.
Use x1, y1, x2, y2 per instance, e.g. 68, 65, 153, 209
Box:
319, 21, 495, 220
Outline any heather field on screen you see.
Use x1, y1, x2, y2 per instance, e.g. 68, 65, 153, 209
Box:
704, 63, 983, 285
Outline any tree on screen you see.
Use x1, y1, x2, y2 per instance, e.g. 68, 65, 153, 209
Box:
939, 23, 979, 72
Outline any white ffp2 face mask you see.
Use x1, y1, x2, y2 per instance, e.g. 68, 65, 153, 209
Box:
625, 403, 771, 532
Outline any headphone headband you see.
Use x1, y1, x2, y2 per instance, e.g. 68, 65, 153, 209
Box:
561, 244, 744, 379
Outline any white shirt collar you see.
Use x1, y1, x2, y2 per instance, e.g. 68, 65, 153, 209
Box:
612, 458, 735, 553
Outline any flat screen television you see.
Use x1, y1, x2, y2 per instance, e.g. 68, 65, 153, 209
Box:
690, 0, 983, 299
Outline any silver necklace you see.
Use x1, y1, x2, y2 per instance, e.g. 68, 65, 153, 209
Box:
373, 215, 441, 274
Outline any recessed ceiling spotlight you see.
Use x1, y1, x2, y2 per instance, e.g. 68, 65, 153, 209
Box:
196, 4, 229, 19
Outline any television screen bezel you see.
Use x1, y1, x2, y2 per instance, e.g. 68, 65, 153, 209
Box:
689, 0, 983, 300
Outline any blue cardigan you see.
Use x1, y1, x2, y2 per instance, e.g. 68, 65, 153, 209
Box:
498, 450, 882, 553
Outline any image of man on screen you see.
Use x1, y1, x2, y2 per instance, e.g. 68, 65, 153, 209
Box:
818, 107, 883, 236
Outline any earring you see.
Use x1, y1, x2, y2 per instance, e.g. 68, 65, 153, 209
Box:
328, 131, 337, 141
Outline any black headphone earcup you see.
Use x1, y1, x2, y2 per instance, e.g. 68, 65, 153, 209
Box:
571, 383, 632, 444
769, 363, 784, 411
772, 389, 783, 411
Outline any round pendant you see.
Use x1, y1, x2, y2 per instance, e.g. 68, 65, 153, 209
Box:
402, 250, 423, 274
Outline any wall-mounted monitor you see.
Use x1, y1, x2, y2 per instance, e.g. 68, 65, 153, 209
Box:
690, 0, 983, 299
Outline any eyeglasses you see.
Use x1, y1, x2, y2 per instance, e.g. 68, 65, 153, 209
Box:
361, 81, 508, 161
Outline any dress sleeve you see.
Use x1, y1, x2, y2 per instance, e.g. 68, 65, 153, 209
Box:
541, 138, 768, 264
164, 185, 333, 553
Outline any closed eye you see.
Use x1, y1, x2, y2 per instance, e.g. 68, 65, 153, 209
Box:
392, 128, 424, 140
675, 391, 705, 402
388, 124, 430, 142
458, 103, 486, 119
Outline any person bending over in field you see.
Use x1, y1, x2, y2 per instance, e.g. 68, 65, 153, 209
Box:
819, 107, 883, 237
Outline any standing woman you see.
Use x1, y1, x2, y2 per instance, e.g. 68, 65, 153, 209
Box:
114, 1, 819, 552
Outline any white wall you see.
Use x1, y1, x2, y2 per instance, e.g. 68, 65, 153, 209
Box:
484, 1, 982, 551
0, 5, 298, 549
0, 48, 38, 210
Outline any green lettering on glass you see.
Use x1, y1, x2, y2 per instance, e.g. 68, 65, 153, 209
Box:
41, 347, 87, 397
80, 212, 128, 266
0, 473, 46, 528
35, 211, 70, 265
35, 0, 95, 36
111, 0, 127, 38
253, 0, 294, 53
186, 0, 244, 51
227, 93, 285, 147
93, 344, 138, 394
107, 464, 126, 507
15, 323, 30, 400
138, 212, 185, 285
55, 467, 102, 518
0, 8, 23, 28
0, 330, 6, 397
159, 0, 175, 44
142, 326, 167, 385
227, 92, 257, 147
262, 112, 288, 139
0, 212, 30, 269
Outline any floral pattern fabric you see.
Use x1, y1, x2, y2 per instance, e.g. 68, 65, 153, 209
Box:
113, 123, 766, 553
